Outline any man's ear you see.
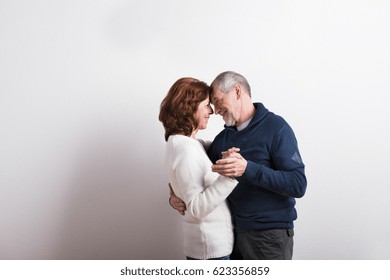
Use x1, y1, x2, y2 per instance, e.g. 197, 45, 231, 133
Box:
234, 84, 241, 99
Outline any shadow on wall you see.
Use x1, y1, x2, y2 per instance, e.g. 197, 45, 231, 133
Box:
51, 121, 183, 259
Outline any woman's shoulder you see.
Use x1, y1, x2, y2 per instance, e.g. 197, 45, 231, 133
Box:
168, 135, 202, 155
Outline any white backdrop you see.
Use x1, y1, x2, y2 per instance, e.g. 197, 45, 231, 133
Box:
1, 0, 389, 259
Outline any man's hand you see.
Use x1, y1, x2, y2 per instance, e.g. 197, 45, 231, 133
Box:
212, 147, 247, 178
221, 147, 241, 159
169, 183, 186, 215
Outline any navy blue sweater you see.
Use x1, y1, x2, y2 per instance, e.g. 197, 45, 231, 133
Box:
208, 103, 307, 231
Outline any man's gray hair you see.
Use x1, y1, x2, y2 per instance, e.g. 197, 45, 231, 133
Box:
211, 71, 251, 97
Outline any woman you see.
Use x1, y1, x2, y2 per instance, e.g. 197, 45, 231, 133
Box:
159, 77, 237, 260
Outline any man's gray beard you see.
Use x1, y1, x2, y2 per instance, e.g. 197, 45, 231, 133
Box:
224, 114, 236, 126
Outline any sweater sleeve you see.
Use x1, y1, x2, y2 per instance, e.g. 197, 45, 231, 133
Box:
173, 144, 237, 221
207, 140, 219, 164
197, 139, 212, 151
244, 124, 307, 198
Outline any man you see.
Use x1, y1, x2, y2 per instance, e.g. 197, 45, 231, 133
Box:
170, 71, 307, 259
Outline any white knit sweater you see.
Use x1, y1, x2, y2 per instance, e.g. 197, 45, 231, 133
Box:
165, 135, 237, 259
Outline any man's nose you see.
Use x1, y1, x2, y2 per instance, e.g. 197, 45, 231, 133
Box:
213, 104, 219, 115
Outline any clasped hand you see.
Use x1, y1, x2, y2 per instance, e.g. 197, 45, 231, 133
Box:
169, 147, 247, 215
211, 147, 247, 178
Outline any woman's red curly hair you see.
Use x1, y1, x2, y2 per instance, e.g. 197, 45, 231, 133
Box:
159, 77, 211, 141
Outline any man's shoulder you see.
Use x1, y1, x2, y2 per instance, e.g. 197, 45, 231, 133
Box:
254, 105, 288, 128
266, 112, 288, 126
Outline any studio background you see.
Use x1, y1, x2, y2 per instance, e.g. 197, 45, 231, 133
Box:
1, 0, 389, 259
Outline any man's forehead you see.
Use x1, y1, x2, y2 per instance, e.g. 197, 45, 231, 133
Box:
211, 89, 224, 99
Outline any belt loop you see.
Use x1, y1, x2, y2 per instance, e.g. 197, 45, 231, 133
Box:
287, 229, 294, 237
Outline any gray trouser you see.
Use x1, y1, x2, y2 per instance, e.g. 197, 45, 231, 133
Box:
232, 229, 294, 260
